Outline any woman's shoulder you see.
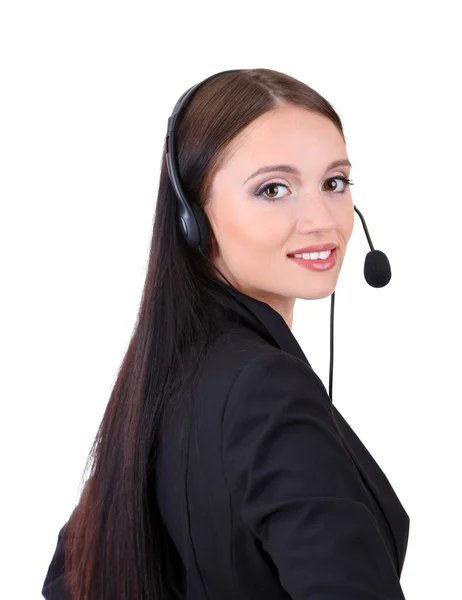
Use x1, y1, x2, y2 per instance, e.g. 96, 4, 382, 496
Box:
199, 324, 283, 384
194, 324, 318, 407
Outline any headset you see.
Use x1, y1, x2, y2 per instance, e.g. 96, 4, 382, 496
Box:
165, 68, 391, 402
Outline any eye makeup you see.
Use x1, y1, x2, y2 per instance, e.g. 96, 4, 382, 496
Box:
254, 176, 354, 202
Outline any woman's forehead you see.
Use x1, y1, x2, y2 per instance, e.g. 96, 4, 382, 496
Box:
214, 107, 346, 181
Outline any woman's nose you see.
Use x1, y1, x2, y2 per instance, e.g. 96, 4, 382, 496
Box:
297, 194, 337, 234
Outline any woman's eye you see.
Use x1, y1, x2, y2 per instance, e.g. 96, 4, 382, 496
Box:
256, 182, 290, 201
255, 176, 354, 201
323, 176, 354, 194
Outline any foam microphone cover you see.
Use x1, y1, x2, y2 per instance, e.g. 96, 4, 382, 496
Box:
364, 250, 391, 287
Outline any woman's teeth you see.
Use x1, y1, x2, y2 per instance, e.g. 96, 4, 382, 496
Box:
292, 250, 332, 260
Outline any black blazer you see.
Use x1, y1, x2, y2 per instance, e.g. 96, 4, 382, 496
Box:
42, 280, 410, 599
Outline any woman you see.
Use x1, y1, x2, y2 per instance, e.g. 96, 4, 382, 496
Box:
42, 68, 410, 599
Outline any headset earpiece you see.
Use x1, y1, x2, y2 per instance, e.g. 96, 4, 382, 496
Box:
190, 202, 210, 253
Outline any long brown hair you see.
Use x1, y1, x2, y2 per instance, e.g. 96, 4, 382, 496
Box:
62, 68, 345, 599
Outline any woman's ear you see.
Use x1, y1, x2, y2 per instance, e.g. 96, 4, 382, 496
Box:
200, 203, 218, 259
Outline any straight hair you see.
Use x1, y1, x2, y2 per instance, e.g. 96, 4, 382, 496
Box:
62, 68, 345, 599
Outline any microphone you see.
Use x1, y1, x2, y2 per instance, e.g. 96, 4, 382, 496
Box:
364, 250, 391, 288
354, 206, 391, 287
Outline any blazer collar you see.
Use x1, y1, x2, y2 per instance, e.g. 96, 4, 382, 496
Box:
209, 278, 312, 369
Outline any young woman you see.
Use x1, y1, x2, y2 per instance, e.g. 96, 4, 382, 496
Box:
42, 68, 410, 600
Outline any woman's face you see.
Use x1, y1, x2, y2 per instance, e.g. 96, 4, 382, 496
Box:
204, 104, 355, 327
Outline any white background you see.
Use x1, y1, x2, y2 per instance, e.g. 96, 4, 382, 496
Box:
1, 1, 460, 598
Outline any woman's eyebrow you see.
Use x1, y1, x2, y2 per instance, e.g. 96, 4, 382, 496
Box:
243, 159, 352, 184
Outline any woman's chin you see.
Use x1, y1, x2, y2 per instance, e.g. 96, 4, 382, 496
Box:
293, 279, 338, 301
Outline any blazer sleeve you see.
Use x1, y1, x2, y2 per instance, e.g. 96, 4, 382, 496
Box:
221, 351, 406, 600
42, 523, 71, 599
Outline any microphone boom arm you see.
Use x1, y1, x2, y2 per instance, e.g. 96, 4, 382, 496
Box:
354, 206, 375, 252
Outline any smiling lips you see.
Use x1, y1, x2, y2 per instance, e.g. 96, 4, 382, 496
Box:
288, 247, 338, 271
287, 242, 337, 256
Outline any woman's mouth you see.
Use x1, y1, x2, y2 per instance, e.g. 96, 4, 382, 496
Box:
287, 247, 338, 271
